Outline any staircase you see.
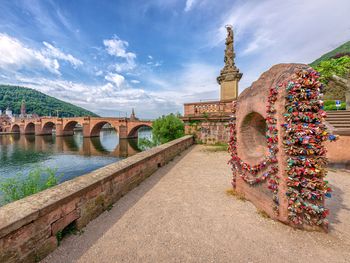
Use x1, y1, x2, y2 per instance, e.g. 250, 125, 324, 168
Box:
326, 110, 350, 135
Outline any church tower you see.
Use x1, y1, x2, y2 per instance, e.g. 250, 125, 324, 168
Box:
217, 25, 242, 101
20, 100, 26, 117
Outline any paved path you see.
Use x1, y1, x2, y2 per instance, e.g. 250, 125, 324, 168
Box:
43, 145, 350, 263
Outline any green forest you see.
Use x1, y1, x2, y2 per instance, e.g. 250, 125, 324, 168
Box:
310, 41, 350, 67
0, 85, 98, 117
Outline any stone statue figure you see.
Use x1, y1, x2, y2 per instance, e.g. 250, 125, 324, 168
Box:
224, 25, 235, 69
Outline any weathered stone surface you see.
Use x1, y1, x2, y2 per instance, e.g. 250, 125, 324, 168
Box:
235, 63, 309, 223
0, 135, 193, 262
51, 210, 80, 235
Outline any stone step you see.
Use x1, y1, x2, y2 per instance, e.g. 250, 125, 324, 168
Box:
327, 120, 350, 124
326, 111, 350, 116
334, 129, 350, 136
326, 115, 350, 118
331, 124, 350, 128
326, 117, 350, 120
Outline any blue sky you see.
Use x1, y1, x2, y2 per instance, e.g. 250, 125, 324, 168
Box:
0, 0, 350, 118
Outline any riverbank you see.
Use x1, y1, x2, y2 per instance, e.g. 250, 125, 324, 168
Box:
42, 145, 350, 263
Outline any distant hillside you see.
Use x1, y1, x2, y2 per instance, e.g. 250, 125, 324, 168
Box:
0, 85, 99, 117
310, 41, 350, 67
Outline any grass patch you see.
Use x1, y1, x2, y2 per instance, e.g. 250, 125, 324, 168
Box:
203, 144, 228, 152
226, 188, 246, 201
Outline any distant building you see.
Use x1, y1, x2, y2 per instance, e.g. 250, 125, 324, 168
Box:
5, 107, 12, 118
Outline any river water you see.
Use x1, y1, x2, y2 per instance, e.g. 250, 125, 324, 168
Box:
0, 129, 151, 184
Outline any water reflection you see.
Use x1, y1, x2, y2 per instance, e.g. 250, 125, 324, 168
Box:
0, 129, 151, 182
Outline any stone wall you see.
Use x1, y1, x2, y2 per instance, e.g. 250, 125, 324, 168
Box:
230, 63, 332, 231
0, 135, 193, 262
182, 100, 233, 144
184, 120, 230, 144
326, 136, 350, 165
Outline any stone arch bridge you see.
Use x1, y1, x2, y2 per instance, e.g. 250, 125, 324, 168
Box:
4, 117, 152, 138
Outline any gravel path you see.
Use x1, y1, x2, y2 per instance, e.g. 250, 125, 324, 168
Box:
42, 145, 350, 263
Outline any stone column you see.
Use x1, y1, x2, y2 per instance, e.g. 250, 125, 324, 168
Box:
217, 25, 242, 101
119, 125, 128, 139
82, 117, 91, 137
55, 119, 64, 136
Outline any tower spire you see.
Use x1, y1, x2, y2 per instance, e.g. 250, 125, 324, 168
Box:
217, 25, 242, 101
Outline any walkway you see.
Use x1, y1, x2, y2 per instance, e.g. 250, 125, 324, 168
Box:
43, 145, 350, 263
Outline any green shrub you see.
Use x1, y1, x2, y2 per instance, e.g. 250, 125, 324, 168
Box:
137, 113, 185, 148
0, 167, 61, 205
323, 100, 346, 111
152, 113, 185, 144
138, 137, 157, 151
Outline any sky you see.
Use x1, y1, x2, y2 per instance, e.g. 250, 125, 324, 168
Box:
0, 0, 350, 118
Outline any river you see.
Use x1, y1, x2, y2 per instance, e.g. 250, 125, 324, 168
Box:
0, 129, 152, 184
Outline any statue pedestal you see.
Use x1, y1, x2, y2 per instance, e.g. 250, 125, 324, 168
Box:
217, 67, 242, 101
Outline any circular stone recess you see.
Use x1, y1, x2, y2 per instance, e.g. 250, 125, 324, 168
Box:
240, 112, 268, 164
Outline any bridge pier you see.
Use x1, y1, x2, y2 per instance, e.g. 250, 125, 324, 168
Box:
119, 125, 128, 139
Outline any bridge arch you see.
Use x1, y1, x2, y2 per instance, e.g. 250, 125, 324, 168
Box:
63, 121, 82, 136
42, 121, 56, 135
11, 124, 20, 133
89, 121, 118, 137
24, 122, 35, 134
127, 124, 152, 138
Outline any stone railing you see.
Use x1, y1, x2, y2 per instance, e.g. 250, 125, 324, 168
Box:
183, 100, 233, 118
0, 135, 194, 262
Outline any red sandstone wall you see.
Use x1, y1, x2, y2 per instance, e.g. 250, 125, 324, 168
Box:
0, 135, 193, 262
234, 63, 308, 224
326, 135, 350, 164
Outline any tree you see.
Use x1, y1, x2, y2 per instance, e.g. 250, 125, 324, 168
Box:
315, 56, 350, 83
152, 113, 185, 144
315, 56, 350, 109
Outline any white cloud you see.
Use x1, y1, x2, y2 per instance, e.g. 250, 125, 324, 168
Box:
148, 55, 153, 60
144, 62, 219, 106
0, 33, 60, 75
105, 72, 125, 88
0, 33, 84, 76
42, 42, 83, 67
103, 36, 136, 72
9, 75, 178, 118
95, 70, 103, 76
184, 0, 197, 12
131, 79, 140, 84
210, 0, 350, 91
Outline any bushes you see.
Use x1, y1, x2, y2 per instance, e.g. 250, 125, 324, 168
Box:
138, 113, 185, 148
323, 100, 346, 111
0, 167, 61, 205
152, 113, 185, 144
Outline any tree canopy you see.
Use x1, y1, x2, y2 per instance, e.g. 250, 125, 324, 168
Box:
0, 85, 98, 117
152, 113, 185, 144
314, 56, 350, 84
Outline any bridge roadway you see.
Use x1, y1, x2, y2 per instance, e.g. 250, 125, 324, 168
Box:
3, 117, 152, 138
42, 145, 350, 263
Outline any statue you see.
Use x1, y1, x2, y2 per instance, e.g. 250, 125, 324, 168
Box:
224, 25, 235, 69
217, 24, 242, 101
